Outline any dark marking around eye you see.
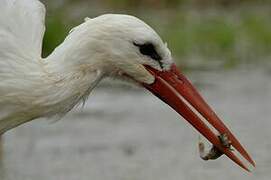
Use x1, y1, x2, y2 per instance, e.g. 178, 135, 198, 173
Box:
133, 42, 163, 68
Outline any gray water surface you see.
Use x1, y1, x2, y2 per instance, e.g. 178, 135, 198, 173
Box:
1, 68, 270, 180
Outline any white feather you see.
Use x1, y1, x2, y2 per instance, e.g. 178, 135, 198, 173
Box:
0, 0, 103, 133
0, 0, 46, 127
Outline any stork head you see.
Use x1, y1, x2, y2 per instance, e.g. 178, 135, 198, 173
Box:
74, 14, 254, 171
79, 14, 171, 84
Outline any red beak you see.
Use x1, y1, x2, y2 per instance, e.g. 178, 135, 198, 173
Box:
143, 64, 255, 171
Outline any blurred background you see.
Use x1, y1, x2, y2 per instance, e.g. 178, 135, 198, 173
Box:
1, 0, 271, 180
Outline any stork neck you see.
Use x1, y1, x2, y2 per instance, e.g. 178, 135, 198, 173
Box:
45, 40, 95, 75
41, 30, 106, 115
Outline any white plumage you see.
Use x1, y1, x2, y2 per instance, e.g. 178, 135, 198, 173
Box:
0, 0, 172, 134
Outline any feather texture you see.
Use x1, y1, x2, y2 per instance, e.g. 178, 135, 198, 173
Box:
0, 0, 104, 133
0, 0, 46, 123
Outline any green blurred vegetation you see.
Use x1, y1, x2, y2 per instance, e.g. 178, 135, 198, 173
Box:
42, 0, 271, 69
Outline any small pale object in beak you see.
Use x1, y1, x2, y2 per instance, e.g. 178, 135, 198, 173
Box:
199, 133, 232, 160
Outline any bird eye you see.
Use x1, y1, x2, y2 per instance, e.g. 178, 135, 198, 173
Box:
133, 42, 163, 68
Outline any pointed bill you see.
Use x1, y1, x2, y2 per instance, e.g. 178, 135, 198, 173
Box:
143, 64, 255, 171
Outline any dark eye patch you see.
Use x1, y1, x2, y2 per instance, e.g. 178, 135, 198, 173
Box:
133, 42, 163, 68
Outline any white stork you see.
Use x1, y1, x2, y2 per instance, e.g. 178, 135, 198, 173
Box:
0, 0, 254, 171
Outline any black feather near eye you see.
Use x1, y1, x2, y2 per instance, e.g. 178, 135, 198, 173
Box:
133, 42, 163, 68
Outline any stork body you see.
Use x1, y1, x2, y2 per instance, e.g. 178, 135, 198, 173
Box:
0, 0, 254, 170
